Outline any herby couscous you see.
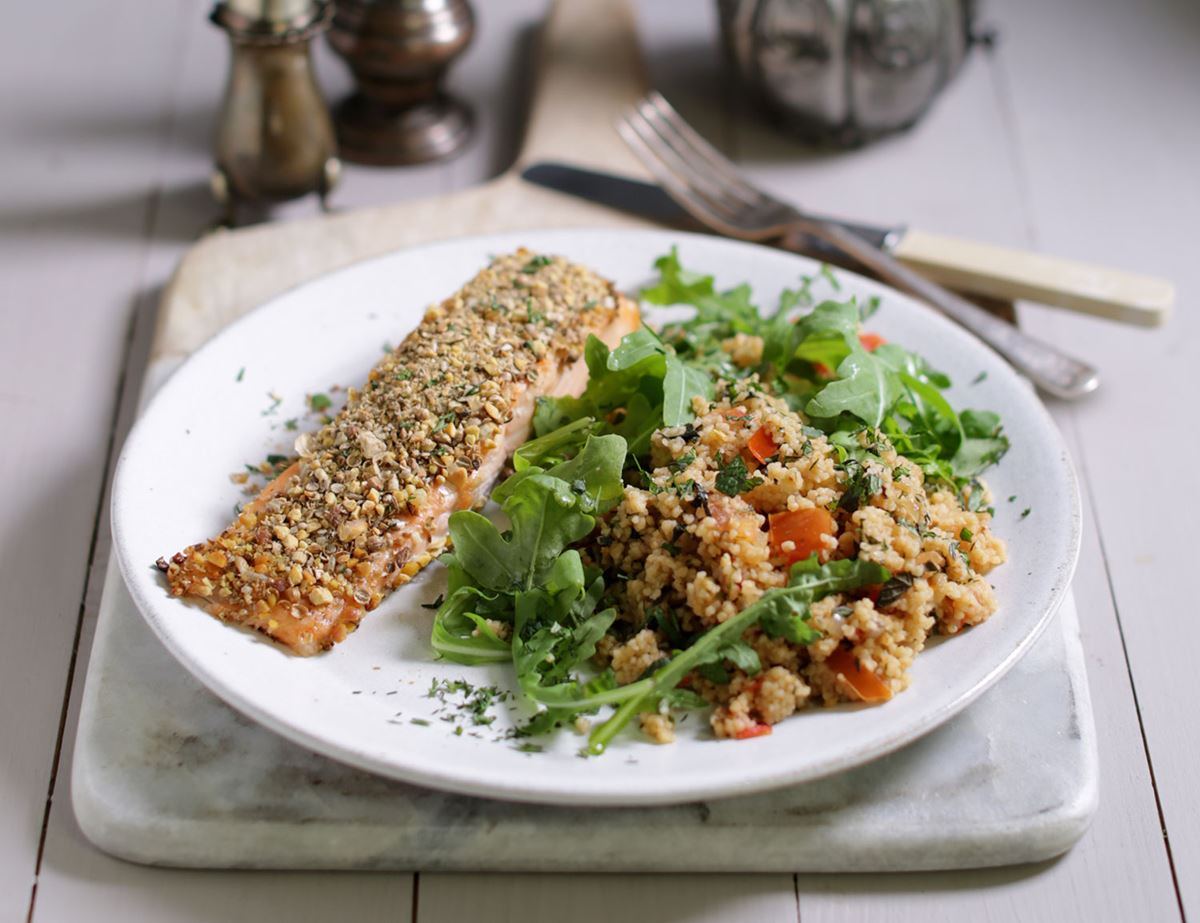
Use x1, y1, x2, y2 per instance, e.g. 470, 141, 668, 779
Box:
588, 380, 1005, 743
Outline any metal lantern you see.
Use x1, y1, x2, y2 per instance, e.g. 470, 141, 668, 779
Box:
719, 0, 979, 146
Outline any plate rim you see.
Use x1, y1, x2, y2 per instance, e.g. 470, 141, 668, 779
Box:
111, 227, 1082, 805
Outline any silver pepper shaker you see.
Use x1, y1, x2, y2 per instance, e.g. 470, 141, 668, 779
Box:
210, 0, 341, 222
327, 0, 475, 165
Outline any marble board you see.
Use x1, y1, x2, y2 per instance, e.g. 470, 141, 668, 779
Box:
73, 539, 1097, 872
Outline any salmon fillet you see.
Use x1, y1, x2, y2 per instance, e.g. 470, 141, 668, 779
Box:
158, 250, 641, 654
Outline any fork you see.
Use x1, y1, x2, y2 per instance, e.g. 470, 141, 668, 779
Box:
618, 92, 1100, 400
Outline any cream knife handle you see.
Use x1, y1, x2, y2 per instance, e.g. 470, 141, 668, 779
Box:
891, 229, 1173, 328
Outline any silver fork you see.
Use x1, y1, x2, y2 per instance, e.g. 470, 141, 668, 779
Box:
618, 92, 1099, 400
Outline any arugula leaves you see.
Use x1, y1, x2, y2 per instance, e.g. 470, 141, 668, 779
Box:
535, 326, 713, 453
806, 347, 901, 427
431, 434, 628, 725
663, 354, 713, 426
640, 249, 1009, 497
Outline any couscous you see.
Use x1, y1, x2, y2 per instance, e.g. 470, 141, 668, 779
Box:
587, 380, 1005, 742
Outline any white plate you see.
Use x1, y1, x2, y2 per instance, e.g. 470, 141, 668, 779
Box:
112, 229, 1080, 806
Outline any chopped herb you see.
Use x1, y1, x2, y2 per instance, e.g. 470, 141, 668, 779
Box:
877, 573, 914, 608
1008, 495, 1017, 503
964, 479, 988, 512
432, 412, 456, 433
1021, 508, 1031, 519
837, 458, 882, 512
266, 454, 289, 466
971, 371, 988, 385
714, 454, 763, 497
261, 392, 283, 416
382, 341, 394, 354
651, 606, 685, 647
819, 263, 842, 291
893, 465, 910, 479
410, 718, 431, 727
309, 393, 332, 412
235, 366, 245, 382
284, 418, 298, 431
959, 527, 974, 541
669, 450, 697, 473
581, 299, 598, 310
663, 541, 681, 557
395, 368, 414, 381
521, 255, 554, 274
514, 742, 544, 752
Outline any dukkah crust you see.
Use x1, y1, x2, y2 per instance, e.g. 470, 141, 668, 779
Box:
159, 249, 636, 654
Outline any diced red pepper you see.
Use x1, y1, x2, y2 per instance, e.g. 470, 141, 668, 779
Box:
858, 331, 886, 351
825, 649, 892, 703
768, 508, 836, 566
745, 426, 779, 464
734, 723, 773, 740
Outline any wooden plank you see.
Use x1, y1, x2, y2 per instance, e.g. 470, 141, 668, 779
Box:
796, 489, 1180, 922
684, 0, 1179, 915
28, 3, 542, 921
417, 874, 798, 923
989, 0, 1198, 915
381, 11, 800, 920
0, 2, 200, 919
17, 1, 1186, 922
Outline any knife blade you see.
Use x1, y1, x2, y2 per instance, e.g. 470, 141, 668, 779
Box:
520, 161, 899, 255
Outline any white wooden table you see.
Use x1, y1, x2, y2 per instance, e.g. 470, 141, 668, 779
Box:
3, 0, 1196, 920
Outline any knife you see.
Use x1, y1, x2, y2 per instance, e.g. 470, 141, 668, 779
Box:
521, 161, 1171, 328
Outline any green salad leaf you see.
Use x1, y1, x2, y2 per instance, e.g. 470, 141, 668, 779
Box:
431, 433, 626, 670
662, 353, 714, 426
806, 347, 902, 427
534, 324, 713, 452
642, 249, 1009, 499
